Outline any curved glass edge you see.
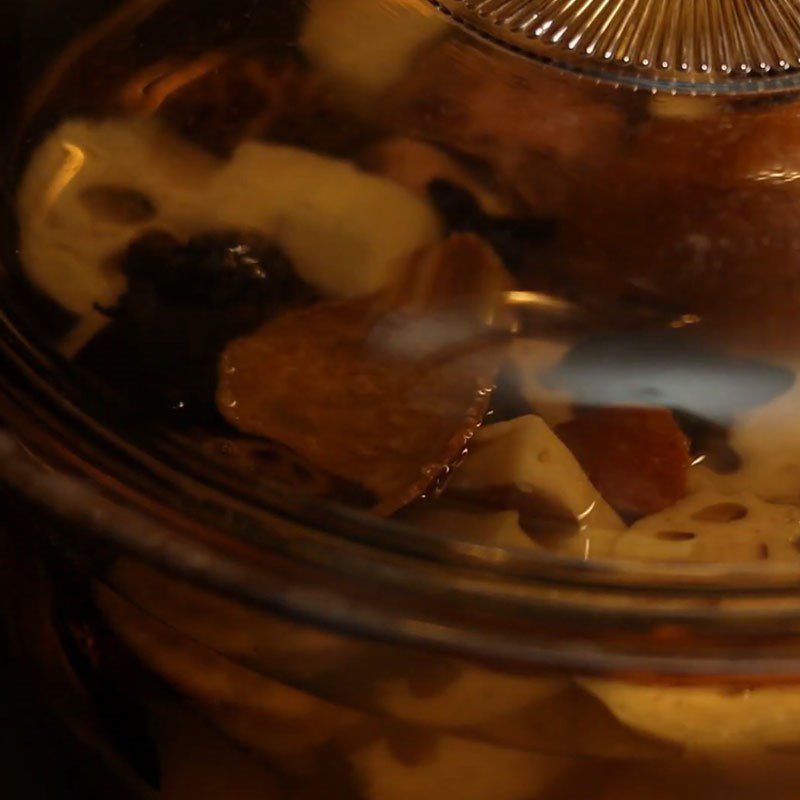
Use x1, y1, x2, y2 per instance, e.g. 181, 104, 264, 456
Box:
429, 0, 800, 96
7, 423, 800, 680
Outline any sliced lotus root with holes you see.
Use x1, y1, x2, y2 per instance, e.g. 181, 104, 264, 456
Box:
611, 490, 800, 563
97, 584, 369, 763
17, 117, 439, 318
351, 730, 568, 800
446, 415, 623, 536
16, 118, 219, 315
556, 408, 690, 518
218, 236, 510, 513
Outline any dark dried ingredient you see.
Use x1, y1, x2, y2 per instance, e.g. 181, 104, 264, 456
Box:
87, 230, 310, 423
673, 410, 742, 474
123, 230, 299, 307
427, 179, 556, 274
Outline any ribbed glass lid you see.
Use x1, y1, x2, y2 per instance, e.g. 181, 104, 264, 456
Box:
434, 0, 800, 92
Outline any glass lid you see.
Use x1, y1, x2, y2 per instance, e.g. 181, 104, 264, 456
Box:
5, 0, 800, 576
436, 0, 800, 92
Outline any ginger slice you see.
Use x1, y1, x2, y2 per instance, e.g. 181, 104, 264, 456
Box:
217, 235, 508, 514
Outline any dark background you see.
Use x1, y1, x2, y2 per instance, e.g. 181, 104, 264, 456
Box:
0, 638, 68, 799
2, 3, 120, 796
1, 0, 121, 137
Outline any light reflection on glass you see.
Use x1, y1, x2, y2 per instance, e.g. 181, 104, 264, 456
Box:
43, 142, 85, 211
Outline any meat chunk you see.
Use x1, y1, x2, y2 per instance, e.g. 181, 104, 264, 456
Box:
557, 408, 690, 517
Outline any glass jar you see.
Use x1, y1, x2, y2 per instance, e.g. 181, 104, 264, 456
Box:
7, 1, 800, 798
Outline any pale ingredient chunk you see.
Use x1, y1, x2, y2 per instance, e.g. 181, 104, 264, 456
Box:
507, 339, 574, 427
728, 372, 800, 504
97, 585, 367, 760
301, 0, 448, 99
17, 118, 218, 314
613, 490, 800, 563
371, 656, 564, 728
219, 142, 441, 299
583, 679, 800, 751
448, 415, 623, 533
407, 507, 536, 549
18, 118, 440, 314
